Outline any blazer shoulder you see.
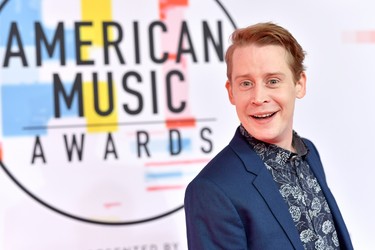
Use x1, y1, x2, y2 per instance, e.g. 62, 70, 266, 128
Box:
194, 144, 247, 181
193, 127, 265, 183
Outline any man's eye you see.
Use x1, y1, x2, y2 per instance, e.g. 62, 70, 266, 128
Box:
240, 81, 252, 87
268, 79, 279, 85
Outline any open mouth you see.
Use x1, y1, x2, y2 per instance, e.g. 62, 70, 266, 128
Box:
251, 112, 276, 120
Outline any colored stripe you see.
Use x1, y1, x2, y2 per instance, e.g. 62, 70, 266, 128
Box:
159, 0, 189, 20
145, 171, 183, 179
145, 158, 210, 167
165, 118, 196, 128
146, 185, 185, 191
103, 202, 122, 209
343, 31, 375, 43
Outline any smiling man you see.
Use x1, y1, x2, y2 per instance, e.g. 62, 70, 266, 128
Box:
184, 22, 353, 250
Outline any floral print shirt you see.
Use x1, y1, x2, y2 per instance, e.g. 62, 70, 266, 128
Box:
240, 125, 340, 250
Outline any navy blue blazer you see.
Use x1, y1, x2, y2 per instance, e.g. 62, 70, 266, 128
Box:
184, 127, 353, 249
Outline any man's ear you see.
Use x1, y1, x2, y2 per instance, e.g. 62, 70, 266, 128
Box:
225, 80, 235, 105
296, 72, 307, 99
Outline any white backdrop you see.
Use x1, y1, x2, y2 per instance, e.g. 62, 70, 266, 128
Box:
1, 0, 374, 249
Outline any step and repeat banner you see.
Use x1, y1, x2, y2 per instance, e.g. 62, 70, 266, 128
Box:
1, 0, 374, 249
0, 0, 238, 249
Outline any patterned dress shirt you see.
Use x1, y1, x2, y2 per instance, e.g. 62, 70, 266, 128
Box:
240, 125, 340, 250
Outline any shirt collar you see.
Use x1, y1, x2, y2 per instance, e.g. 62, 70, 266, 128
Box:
239, 125, 309, 165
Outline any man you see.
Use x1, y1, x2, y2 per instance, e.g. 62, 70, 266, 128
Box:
184, 22, 353, 249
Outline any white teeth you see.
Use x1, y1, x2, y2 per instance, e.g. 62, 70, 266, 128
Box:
253, 113, 273, 118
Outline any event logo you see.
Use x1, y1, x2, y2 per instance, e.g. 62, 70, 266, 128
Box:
0, 0, 236, 224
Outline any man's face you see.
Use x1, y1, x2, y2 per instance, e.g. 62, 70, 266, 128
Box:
226, 44, 306, 150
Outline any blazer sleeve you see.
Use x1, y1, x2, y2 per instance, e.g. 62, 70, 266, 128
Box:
184, 177, 247, 250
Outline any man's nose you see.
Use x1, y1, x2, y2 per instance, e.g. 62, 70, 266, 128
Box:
251, 85, 269, 105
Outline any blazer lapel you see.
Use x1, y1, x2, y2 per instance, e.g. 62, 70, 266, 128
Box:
252, 161, 304, 250
230, 128, 304, 250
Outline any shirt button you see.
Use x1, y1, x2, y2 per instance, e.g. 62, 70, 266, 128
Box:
290, 155, 301, 166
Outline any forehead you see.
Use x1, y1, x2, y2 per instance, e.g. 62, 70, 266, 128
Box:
233, 44, 289, 63
231, 44, 292, 76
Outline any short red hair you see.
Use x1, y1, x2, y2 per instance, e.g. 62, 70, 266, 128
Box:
225, 22, 306, 82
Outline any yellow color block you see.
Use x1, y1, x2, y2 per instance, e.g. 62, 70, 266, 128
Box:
84, 81, 118, 133
80, 0, 113, 59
